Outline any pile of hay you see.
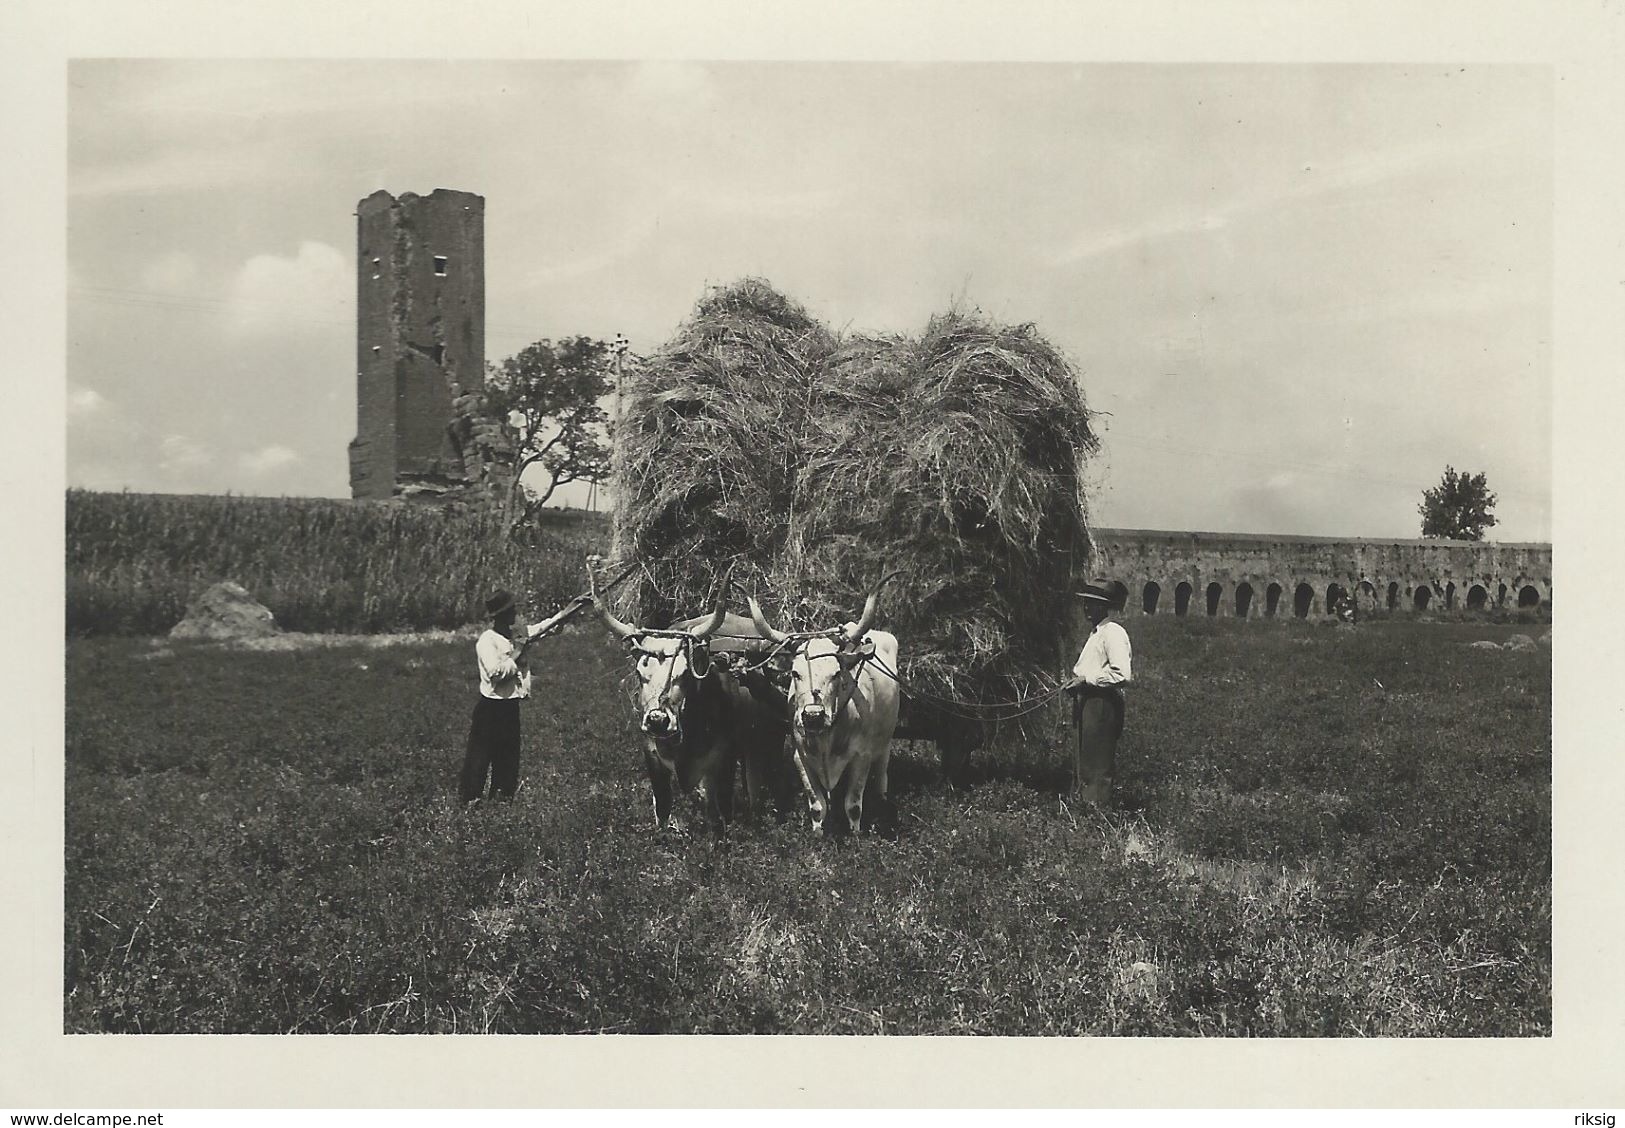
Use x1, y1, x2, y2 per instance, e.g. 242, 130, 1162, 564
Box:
611, 279, 837, 621
611, 279, 1098, 711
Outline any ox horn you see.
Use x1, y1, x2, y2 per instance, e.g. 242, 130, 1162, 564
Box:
747, 595, 791, 644
846, 568, 904, 642
689, 562, 736, 640
588, 559, 639, 640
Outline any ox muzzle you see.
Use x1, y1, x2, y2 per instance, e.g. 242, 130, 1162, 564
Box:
641, 707, 678, 737
798, 703, 832, 732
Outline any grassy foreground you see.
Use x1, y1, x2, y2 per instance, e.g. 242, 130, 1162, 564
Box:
64, 615, 1550, 1035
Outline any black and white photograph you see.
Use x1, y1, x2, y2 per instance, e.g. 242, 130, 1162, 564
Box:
7, 0, 1625, 1113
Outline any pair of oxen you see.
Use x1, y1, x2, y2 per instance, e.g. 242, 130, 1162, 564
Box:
588, 566, 901, 836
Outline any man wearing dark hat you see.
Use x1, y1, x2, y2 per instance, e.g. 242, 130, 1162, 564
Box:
459, 588, 576, 805
1064, 581, 1134, 805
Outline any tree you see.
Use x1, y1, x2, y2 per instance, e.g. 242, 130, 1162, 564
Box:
1418, 465, 1498, 541
483, 336, 614, 538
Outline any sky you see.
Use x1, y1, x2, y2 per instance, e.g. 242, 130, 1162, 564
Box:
66, 60, 1553, 540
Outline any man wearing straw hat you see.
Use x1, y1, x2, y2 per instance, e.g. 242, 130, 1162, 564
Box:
1064, 581, 1134, 805
459, 588, 576, 806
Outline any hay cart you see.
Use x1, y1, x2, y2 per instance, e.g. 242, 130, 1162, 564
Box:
612, 279, 1098, 793
704, 630, 983, 787
893, 696, 983, 787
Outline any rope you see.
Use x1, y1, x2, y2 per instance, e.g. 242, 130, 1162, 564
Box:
717, 643, 1069, 724
722, 636, 799, 675
708, 630, 841, 641
603, 564, 1065, 722
860, 652, 1070, 723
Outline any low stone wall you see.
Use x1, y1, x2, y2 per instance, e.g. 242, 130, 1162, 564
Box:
1090, 528, 1552, 618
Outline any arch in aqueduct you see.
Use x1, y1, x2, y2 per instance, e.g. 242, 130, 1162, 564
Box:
1089, 530, 1551, 618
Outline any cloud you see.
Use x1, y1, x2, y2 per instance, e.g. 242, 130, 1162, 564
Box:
159, 434, 213, 475
677, 183, 845, 220
1314, 282, 1544, 328
122, 61, 520, 123
139, 251, 200, 294
68, 385, 107, 417
1058, 212, 1231, 264
579, 61, 722, 132
67, 461, 132, 493
1229, 474, 1325, 536
70, 62, 510, 199
625, 61, 717, 108
519, 179, 844, 289
523, 212, 665, 285
71, 136, 287, 199
1052, 131, 1513, 266
239, 445, 299, 474
227, 241, 351, 335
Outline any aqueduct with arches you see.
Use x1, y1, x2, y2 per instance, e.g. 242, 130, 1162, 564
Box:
1090, 529, 1551, 619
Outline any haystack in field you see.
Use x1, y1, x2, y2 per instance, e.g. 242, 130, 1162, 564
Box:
611, 278, 1098, 711
788, 313, 1098, 703
612, 279, 837, 625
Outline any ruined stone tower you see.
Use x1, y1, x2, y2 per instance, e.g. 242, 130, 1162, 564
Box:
348, 188, 491, 500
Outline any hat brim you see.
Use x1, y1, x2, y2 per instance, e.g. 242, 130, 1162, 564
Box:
1075, 591, 1112, 602
487, 597, 516, 616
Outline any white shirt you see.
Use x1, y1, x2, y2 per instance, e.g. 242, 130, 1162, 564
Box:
477, 624, 546, 700
1072, 620, 1132, 687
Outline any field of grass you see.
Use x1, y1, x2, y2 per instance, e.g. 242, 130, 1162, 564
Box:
65, 490, 609, 636
64, 613, 1550, 1035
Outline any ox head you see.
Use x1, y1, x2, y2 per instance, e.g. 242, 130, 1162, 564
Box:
592, 564, 730, 741
747, 573, 896, 734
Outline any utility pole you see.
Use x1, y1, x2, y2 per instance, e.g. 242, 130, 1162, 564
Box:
612, 332, 629, 425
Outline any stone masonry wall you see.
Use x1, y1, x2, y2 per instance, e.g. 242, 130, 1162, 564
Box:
1090, 528, 1552, 617
349, 188, 490, 500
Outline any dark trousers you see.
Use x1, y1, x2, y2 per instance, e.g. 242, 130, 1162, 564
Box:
460, 697, 522, 803
1071, 685, 1125, 805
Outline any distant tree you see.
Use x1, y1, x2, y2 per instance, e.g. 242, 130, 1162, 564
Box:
1419, 466, 1498, 541
483, 336, 613, 539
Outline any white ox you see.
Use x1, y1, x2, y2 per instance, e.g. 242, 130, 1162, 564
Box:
748, 588, 901, 835
592, 567, 790, 833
